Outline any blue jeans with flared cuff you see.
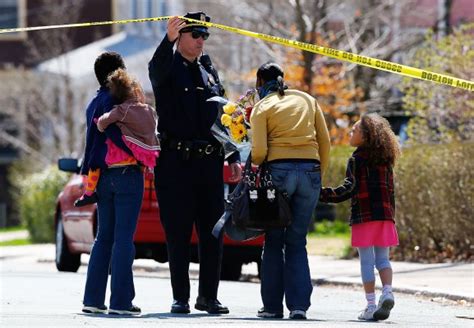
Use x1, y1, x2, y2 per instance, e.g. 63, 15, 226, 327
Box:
83, 165, 144, 310
260, 161, 321, 313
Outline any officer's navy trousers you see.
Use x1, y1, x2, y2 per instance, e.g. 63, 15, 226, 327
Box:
155, 150, 224, 302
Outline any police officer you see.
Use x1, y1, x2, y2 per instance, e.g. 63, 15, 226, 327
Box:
148, 12, 241, 315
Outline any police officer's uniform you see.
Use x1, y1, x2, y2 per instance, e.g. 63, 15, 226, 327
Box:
148, 12, 239, 313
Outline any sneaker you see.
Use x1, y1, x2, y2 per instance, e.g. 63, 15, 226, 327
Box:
358, 306, 376, 321
373, 292, 395, 321
257, 307, 283, 319
82, 305, 107, 314
289, 310, 307, 320
74, 193, 98, 207
108, 305, 141, 316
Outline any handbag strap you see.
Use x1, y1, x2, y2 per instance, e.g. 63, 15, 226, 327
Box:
256, 160, 274, 188
242, 153, 275, 189
243, 152, 257, 188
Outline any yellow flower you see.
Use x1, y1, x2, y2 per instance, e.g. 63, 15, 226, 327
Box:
230, 123, 247, 143
221, 114, 232, 127
223, 102, 237, 114
234, 114, 244, 124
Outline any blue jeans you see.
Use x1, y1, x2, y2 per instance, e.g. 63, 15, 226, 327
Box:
260, 161, 321, 313
83, 165, 144, 310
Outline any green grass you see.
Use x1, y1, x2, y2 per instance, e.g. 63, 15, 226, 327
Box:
0, 226, 26, 233
307, 220, 352, 257
0, 238, 31, 246
307, 234, 351, 258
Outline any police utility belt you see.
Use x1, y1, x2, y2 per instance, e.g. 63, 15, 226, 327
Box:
162, 138, 223, 160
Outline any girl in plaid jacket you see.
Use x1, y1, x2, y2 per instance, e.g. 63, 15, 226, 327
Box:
320, 113, 401, 321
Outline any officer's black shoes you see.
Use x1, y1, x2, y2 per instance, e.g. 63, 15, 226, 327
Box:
171, 300, 190, 314
74, 193, 98, 207
195, 296, 229, 314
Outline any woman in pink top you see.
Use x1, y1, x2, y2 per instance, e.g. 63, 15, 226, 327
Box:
75, 68, 160, 207
320, 113, 401, 321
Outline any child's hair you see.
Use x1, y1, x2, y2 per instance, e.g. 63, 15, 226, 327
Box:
359, 113, 401, 166
107, 68, 144, 103
94, 52, 125, 87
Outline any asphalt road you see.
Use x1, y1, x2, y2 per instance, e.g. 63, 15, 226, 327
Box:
0, 246, 472, 327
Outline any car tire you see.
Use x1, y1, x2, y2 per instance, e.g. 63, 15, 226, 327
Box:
55, 213, 81, 272
220, 258, 242, 281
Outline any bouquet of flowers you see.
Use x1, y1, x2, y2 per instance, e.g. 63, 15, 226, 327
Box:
220, 88, 258, 143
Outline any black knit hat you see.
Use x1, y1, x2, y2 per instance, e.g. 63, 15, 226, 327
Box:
180, 11, 210, 34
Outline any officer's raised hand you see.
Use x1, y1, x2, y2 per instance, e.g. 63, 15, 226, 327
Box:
167, 16, 186, 42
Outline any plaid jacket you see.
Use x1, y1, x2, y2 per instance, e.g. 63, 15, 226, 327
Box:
320, 148, 395, 225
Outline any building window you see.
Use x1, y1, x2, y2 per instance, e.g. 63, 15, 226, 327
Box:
0, 0, 26, 40
0, 0, 18, 28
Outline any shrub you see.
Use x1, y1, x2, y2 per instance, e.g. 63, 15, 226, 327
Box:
393, 142, 473, 262
324, 145, 353, 222
314, 219, 350, 236
15, 165, 69, 243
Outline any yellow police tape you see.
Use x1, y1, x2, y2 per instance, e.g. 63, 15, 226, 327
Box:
1, 16, 473, 92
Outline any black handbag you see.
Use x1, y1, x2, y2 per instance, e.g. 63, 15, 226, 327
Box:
230, 153, 292, 230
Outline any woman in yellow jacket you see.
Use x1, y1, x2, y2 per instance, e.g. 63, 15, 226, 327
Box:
250, 62, 330, 320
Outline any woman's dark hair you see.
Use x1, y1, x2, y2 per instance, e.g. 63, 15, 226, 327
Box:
94, 52, 126, 87
257, 61, 286, 96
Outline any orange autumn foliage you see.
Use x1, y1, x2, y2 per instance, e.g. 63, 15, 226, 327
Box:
284, 46, 365, 145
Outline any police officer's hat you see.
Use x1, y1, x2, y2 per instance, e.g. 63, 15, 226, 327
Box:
180, 11, 210, 34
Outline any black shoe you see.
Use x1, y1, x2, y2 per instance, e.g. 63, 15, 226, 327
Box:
257, 307, 284, 319
195, 296, 229, 314
171, 300, 190, 314
108, 304, 141, 315
74, 193, 98, 207
82, 305, 107, 314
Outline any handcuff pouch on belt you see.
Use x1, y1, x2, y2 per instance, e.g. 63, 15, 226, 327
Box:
164, 138, 221, 160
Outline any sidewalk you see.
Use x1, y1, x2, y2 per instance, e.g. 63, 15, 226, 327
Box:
0, 229, 29, 242
307, 255, 473, 302
1, 242, 472, 303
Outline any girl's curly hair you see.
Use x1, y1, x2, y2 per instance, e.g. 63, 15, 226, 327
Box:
107, 68, 144, 103
360, 113, 401, 166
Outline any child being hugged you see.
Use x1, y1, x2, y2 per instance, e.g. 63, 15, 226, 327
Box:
320, 113, 401, 321
75, 69, 160, 207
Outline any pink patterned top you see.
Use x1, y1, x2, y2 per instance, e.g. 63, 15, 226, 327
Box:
98, 100, 160, 169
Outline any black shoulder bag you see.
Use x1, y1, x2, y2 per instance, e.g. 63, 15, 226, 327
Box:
230, 153, 292, 230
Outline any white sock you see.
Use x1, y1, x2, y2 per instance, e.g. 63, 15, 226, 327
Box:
382, 285, 392, 295
365, 292, 376, 308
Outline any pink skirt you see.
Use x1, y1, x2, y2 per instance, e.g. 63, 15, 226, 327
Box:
351, 220, 399, 247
